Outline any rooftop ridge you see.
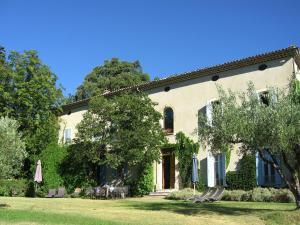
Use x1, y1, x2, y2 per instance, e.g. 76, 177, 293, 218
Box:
62, 45, 299, 111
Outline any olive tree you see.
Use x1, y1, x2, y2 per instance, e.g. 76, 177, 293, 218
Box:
198, 79, 300, 209
0, 117, 27, 179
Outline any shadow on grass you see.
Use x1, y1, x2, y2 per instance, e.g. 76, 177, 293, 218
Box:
121, 200, 293, 217
0, 203, 10, 208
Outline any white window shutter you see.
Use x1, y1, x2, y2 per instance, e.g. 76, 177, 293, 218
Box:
64, 128, 72, 144
207, 151, 215, 187
206, 101, 213, 126
270, 88, 278, 104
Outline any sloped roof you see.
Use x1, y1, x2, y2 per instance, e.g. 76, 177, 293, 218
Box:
63, 45, 300, 112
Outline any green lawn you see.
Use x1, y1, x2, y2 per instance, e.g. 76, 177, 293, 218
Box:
0, 197, 299, 225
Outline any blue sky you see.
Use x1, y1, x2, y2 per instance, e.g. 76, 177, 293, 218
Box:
1, 0, 299, 95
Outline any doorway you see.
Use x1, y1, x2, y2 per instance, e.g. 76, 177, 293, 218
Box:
162, 149, 175, 189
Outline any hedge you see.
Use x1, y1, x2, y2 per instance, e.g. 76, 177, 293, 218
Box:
226, 154, 256, 190
222, 187, 295, 203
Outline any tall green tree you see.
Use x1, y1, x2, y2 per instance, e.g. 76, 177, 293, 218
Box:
74, 91, 165, 184
0, 117, 27, 179
198, 80, 300, 209
75, 58, 149, 100
0, 46, 63, 175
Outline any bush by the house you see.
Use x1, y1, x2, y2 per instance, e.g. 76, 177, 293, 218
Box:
129, 163, 153, 196
0, 179, 27, 197
196, 171, 205, 192
39, 142, 67, 190
222, 188, 295, 203
226, 154, 256, 190
165, 188, 201, 200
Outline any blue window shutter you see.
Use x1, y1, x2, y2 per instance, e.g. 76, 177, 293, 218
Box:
221, 153, 226, 186
256, 152, 264, 186
275, 156, 282, 187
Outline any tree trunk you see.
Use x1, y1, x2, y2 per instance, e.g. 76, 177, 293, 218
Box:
258, 149, 300, 209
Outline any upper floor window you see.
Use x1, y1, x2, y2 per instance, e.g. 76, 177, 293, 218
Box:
206, 100, 220, 126
164, 107, 174, 134
259, 91, 269, 106
64, 128, 72, 144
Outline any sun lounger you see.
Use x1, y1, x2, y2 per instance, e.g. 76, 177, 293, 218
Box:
54, 188, 65, 198
46, 189, 56, 198
207, 187, 224, 202
194, 187, 217, 203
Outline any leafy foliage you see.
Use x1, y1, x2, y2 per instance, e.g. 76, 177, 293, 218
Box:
0, 117, 27, 179
165, 188, 201, 200
129, 163, 154, 196
0, 179, 27, 197
226, 154, 256, 190
198, 80, 300, 208
174, 132, 199, 188
0, 46, 63, 176
75, 58, 149, 100
222, 188, 295, 203
60, 143, 97, 192
39, 143, 67, 189
76, 92, 165, 169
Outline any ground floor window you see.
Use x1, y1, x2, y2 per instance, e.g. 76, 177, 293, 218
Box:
207, 152, 225, 187
256, 151, 283, 187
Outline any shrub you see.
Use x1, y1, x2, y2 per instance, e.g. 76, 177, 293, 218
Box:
0, 179, 27, 197
270, 188, 295, 203
166, 188, 201, 200
60, 143, 96, 193
221, 188, 295, 203
130, 163, 153, 196
222, 190, 247, 201
39, 142, 67, 190
196, 171, 205, 192
226, 154, 256, 190
251, 187, 272, 202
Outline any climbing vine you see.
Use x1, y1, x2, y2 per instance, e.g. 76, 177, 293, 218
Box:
174, 132, 199, 188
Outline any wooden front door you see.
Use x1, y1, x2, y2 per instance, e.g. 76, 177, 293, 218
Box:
162, 149, 175, 189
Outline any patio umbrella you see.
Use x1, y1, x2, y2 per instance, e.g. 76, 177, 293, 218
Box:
192, 153, 199, 196
34, 160, 42, 193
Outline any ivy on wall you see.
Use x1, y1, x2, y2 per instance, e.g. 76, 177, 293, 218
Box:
174, 132, 199, 188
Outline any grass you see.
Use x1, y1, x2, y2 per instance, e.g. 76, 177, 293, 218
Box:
0, 197, 299, 225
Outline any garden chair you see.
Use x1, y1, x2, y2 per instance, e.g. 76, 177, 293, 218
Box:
54, 188, 65, 198
94, 186, 101, 199
207, 187, 224, 202
194, 187, 217, 203
46, 189, 56, 198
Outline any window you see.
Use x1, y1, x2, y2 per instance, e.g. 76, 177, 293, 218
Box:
206, 100, 220, 126
211, 75, 219, 81
258, 64, 268, 71
259, 91, 269, 106
164, 86, 171, 92
164, 107, 174, 134
64, 128, 72, 144
264, 161, 275, 185
214, 153, 225, 186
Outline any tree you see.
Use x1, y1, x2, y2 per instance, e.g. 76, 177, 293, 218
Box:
75, 58, 149, 100
0, 117, 27, 179
0, 47, 63, 176
198, 80, 300, 209
74, 91, 166, 184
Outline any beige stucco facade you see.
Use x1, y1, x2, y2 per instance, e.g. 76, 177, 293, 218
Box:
59, 49, 299, 191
